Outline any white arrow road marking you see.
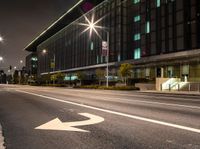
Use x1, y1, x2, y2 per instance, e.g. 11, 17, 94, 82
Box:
17, 90, 200, 134
35, 113, 104, 132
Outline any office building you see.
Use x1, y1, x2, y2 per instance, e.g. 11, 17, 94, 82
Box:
25, 0, 200, 83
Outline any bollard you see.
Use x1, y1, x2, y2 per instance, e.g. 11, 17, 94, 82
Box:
188, 83, 191, 92
198, 83, 200, 93
160, 84, 162, 91
178, 83, 180, 91
169, 84, 171, 91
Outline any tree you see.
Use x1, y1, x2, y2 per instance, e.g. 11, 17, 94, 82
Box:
118, 63, 133, 85
6, 75, 13, 84
13, 70, 19, 84
56, 72, 65, 84
51, 72, 65, 84
76, 71, 86, 86
42, 73, 51, 84
0, 70, 6, 84
50, 74, 57, 84
95, 69, 105, 85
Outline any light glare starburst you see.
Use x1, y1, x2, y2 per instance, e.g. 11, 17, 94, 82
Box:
78, 14, 106, 39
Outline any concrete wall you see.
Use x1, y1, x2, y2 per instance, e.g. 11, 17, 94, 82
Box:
156, 78, 169, 91
135, 83, 155, 91
189, 64, 200, 82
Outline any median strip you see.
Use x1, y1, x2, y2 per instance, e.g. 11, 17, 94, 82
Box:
17, 90, 200, 134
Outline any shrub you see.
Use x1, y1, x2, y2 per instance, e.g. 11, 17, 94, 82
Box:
74, 85, 139, 91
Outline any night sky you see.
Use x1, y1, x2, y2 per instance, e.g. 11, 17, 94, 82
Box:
0, 0, 79, 72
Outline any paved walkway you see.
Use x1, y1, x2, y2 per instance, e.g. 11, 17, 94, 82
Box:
0, 124, 5, 149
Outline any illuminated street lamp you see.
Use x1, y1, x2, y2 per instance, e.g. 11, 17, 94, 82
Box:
0, 36, 4, 64
42, 49, 47, 54
80, 14, 110, 87
42, 49, 56, 84
0, 36, 3, 43
0, 56, 3, 62
42, 49, 55, 71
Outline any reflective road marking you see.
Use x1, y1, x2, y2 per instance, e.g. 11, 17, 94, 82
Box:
17, 90, 200, 134
36, 113, 104, 132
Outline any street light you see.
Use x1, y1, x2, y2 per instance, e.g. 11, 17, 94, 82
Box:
42, 49, 56, 84
42, 49, 55, 71
0, 36, 4, 65
80, 14, 110, 87
42, 49, 47, 54
0, 36, 3, 43
0, 56, 3, 62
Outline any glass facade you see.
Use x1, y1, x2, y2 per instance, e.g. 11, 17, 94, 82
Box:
127, 0, 199, 57
25, 53, 38, 75
37, 0, 128, 75
24, 0, 200, 81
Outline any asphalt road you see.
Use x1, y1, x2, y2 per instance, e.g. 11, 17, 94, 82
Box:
0, 85, 199, 149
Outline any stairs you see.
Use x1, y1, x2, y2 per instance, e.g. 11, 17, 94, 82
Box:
161, 78, 192, 91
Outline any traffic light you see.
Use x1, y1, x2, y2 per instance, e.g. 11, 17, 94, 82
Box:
9, 65, 12, 70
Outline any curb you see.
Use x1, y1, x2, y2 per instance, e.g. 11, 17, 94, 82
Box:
0, 124, 5, 149
140, 90, 200, 97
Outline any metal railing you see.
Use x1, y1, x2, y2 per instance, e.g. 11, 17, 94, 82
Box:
161, 82, 200, 92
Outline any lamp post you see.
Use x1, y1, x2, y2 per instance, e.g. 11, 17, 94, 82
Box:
42, 49, 56, 84
106, 31, 109, 88
0, 36, 4, 64
18, 60, 24, 84
42, 49, 55, 72
81, 15, 110, 87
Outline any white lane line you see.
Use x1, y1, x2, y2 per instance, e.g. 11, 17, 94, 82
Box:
16, 90, 200, 134
61, 89, 200, 99
105, 97, 200, 110
42, 88, 200, 102
17, 86, 200, 102
49, 92, 200, 110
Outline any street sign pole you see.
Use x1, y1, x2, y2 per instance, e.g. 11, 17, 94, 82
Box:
106, 31, 109, 88
102, 31, 109, 87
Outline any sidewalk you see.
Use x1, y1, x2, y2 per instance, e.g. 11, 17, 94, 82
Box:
141, 90, 200, 96
0, 124, 5, 149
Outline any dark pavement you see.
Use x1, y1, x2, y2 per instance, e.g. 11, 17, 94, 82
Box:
0, 85, 199, 149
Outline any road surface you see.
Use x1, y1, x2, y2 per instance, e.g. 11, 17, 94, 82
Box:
0, 85, 199, 149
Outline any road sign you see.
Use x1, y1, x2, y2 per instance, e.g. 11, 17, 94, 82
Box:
102, 41, 108, 56
35, 113, 104, 132
50, 61, 55, 69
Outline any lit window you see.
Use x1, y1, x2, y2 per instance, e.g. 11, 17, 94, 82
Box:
31, 57, 38, 61
134, 48, 141, 59
134, 15, 141, 22
133, 0, 140, 4
118, 54, 121, 62
96, 55, 99, 64
90, 42, 94, 50
134, 33, 141, 41
146, 21, 150, 33
156, 0, 161, 7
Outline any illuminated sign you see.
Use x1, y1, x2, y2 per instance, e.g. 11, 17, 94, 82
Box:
81, 2, 94, 12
